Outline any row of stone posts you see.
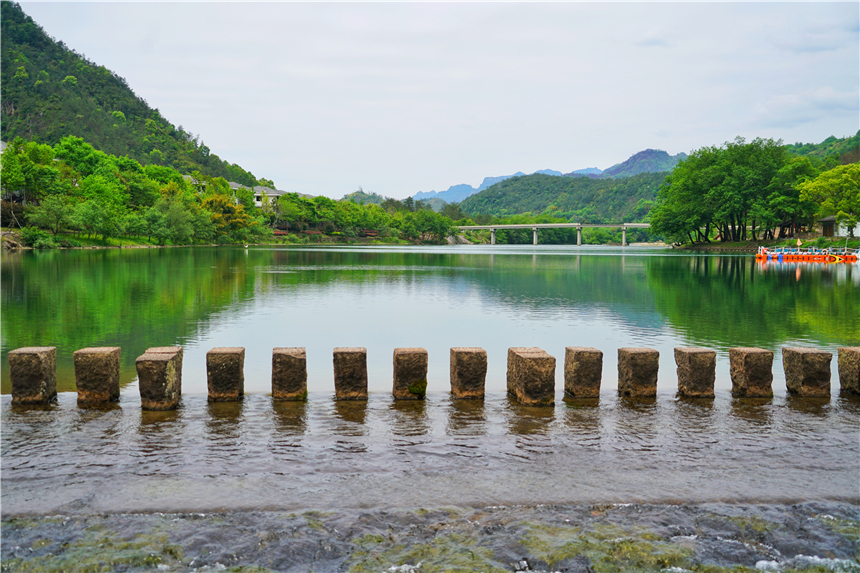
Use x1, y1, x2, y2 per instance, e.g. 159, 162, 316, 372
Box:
7, 345, 860, 408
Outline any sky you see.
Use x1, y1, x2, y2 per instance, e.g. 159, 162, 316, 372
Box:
18, 1, 860, 200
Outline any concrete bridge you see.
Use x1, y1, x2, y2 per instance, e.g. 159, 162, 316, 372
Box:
454, 223, 651, 246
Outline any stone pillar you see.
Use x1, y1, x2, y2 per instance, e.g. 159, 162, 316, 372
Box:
333, 347, 368, 400
729, 347, 773, 397
618, 348, 659, 397
272, 347, 308, 401
507, 347, 555, 406
622, 226, 627, 247
145, 346, 183, 393
783, 347, 832, 397
491, 229, 496, 245
206, 347, 245, 402
838, 347, 860, 395
8, 347, 57, 404
393, 348, 428, 400
577, 227, 582, 246
450, 347, 487, 399
533, 228, 538, 245
136, 352, 181, 410
74, 347, 121, 404
564, 347, 602, 398
674, 347, 716, 398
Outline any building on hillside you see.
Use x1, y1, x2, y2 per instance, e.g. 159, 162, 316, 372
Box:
818, 216, 859, 238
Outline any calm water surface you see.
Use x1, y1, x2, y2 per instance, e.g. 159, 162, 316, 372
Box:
1, 245, 858, 515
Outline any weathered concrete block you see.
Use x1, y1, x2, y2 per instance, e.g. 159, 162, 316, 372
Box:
393, 348, 428, 400
450, 347, 487, 399
9, 346, 57, 404
729, 347, 773, 397
838, 347, 860, 395
564, 347, 603, 398
618, 348, 659, 397
145, 346, 183, 393
272, 347, 307, 401
206, 347, 245, 402
507, 347, 555, 406
136, 352, 180, 410
333, 347, 368, 400
783, 347, 832, 397
74, 347, 121, 404
674, 347, 716, 398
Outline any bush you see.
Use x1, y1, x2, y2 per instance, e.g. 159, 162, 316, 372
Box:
20, 226, 58, 249
58, 237, 82, 248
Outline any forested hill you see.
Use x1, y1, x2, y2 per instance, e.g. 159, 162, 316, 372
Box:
600, 149, 687, 178
460, 172, 665, 223
786, 130, 860, 163
0, 2, 271, 188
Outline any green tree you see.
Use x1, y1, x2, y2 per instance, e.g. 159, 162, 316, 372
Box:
799, 163, 860, 237
26, 195, 74, 234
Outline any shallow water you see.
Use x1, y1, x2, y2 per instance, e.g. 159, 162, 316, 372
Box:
3, 391, 858, 516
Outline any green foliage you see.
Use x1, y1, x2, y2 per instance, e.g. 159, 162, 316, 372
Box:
460, 172, 665, 223
799, 163, 860, 237
19, 226, 57, 248
0, 1, 273, 187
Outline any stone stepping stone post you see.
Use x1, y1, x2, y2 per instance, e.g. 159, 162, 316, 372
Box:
450, 347, 487, 399
618, 348, 659, 397
145, 346, 183, 394
729, 347, 773, 397
393, 347, 428, 400
783, 347, 832, 397
564, 347, 603, 398
272, 347, 308, 401
507, 347, 555, 406
206, 347, 245, 402
8, 346, 57, 404
74, 347, 121, 404
333, 347, 368, 400
674, 347, 716, 398
838, 347, 860, 395
136, 351, 181, 410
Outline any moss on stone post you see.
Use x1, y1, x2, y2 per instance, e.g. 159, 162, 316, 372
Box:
393, 348, 428, 400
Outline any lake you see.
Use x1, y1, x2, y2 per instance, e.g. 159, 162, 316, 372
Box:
2, 245, 858, 572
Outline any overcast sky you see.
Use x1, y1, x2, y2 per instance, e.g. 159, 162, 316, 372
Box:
19, 2, 860, 199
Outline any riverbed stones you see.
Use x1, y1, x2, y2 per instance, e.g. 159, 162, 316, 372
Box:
206, 347, 245, 402
393, 348, 428, 400
136, 352, 180, 410
333, 347, 368, 400
838, 347, 860, 395
507, 347, 555, 406
8, 346, 57, 404
729, 347, 773, 397
564, 347, 603, 398
74, 347, 121, 404
674, 347, 716, 398
617, 348, 659, 397
145, 346, 183, 393
272, 347, 307, 401
450, 347, 487, 399
783, 347, 832, 397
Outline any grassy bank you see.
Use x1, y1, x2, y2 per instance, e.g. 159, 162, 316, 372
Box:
678, 236, 860, 252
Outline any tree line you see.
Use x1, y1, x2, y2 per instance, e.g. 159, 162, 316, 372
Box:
0, 135, 458, 247
649, 136, 859, 243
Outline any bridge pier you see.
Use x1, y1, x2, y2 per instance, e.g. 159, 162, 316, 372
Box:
533, 228, 538, 245
622, 226, 627, 247
491, 229, 496, 245
577, 228, 581, 246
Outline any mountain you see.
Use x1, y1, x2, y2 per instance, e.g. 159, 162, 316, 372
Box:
601, 149, 687, 178
460, 172, 665, 223
412, 172, 526, 204
566, 167, 603, 176
786, 130, 860, 163
0, 2, 271, 187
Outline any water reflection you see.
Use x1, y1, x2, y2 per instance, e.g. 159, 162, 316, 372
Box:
272, 400, 308, 435
505, 396, 555, 435
388, 400, 429, 437
445, 399, 487, 436
729, 397, 775, 430
784, 395, 831, 416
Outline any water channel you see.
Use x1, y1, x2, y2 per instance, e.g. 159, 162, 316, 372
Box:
2, 245, 858, 572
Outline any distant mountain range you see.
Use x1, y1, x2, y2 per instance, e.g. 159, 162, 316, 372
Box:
411, 149, 687, 205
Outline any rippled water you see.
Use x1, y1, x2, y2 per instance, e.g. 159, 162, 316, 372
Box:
3, 391, 858, 515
